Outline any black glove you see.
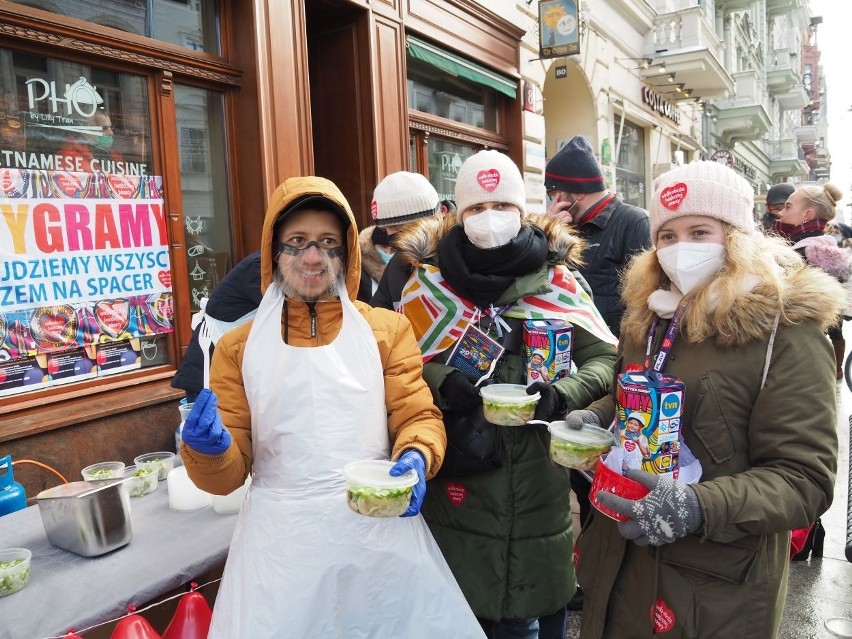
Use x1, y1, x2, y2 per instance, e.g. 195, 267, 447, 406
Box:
527, 382, 565, 423
440, 371, 483, 413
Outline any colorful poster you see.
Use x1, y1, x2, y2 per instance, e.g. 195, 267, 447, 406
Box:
0, 168, 171, 393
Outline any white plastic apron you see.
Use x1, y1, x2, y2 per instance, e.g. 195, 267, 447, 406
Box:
208, 283, 484, 639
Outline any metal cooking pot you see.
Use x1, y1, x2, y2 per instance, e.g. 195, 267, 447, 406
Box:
33, 479, 132, 557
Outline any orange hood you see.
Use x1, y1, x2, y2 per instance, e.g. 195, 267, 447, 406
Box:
260, 176, 361, 301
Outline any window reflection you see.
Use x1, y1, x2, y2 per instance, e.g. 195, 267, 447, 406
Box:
8, 0, 220, 55
426, 139, 476, 202
175, 85, 232, 312
0, 49, 152, 174
407, 57, 497, 131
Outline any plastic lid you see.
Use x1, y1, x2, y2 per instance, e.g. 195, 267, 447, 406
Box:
134, 451, 175, 463
342, 460, 417, 489
479, 383, 540, 404
548, 421, 617, 446
825, 617, 852, 638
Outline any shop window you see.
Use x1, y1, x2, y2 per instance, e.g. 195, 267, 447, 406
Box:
7, 0, 221, 55
406, 37, 513, 202
175, 85, 232, 313
0, 49, 174, 401
615, 120, 646, 209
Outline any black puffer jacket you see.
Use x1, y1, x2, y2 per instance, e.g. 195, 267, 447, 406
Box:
575, 197, 650, 336
171, 251, 262, 397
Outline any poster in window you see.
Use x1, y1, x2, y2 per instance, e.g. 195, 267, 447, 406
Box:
539, 0, 580, 59
0, 168, 171, 394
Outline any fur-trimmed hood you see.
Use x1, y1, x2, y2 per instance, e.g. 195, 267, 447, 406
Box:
622, 251, 845, 347
358, 225, 388, 283
392, 213, 585, 268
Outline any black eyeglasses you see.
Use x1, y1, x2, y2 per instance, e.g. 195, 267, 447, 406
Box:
274, 240, 346, 258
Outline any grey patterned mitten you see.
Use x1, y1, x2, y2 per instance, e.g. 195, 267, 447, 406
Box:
564, 409, 601, 430
595, 469, 702, 546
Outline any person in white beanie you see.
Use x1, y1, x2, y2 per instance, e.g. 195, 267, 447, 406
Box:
357, 171, 441, 303
391, 149, 618, 638
563, 160, 841, 639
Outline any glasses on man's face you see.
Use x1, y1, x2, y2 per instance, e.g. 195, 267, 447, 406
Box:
274, 240, 345, 259
547, 189, 565, 200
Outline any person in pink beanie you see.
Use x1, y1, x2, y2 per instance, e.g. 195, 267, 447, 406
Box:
563, 160, 841, 639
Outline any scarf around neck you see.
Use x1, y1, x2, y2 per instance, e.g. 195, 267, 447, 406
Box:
774, 217, 827, 242
437, 225, 549, 308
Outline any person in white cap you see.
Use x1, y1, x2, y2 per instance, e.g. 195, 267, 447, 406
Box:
392, 149, 618, 638
358, 171, 441, 303
564, 160, 840, 639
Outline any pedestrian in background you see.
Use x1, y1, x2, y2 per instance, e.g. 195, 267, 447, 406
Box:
761, 182, 794, 231
568, 160, 840, 639
171, 251, 262, 402
180, 176, 484, 638
775, 182, 850, 380
358, 170, 441, 302
394, 149, 618, 638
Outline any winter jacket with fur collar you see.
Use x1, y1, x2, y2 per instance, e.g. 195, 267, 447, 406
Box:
395, 213, 617, 622
580, 258, 841, 639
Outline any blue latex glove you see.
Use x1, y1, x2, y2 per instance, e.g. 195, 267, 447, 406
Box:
181, 388, 232, 456
389, 450, 427, 517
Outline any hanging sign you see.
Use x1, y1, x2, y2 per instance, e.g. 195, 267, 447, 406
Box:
539, 0, 580, 59
710, 149, 734, 168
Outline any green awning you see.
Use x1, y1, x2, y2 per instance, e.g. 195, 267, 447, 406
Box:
407, 36, 517, 99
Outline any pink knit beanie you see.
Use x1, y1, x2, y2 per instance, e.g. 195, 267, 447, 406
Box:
649, 160, 756, 241
454, 150, 526, 221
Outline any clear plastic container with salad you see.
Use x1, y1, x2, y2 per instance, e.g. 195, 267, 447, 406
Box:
342, 460, 417, 518
480, 384, 540, 426
0, 547, 31, 597
81, 461, 125, 482
548, 420, 615, 470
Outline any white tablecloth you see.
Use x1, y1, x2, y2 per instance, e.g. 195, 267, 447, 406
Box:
0, 480, 236, 639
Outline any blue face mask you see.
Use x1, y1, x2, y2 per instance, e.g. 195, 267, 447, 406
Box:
96, 135, 114, 150
833, 235, 844, 245
377, 248, 394, 264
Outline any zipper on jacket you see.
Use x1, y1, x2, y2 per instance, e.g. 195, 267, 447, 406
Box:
307, 302, 317, 338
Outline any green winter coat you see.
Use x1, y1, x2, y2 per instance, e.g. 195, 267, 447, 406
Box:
394, 215, 618, 621
579, 265, 841, 639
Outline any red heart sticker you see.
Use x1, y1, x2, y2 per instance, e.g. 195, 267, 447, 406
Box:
572, 546, 580, 569
157, 270, 172, 288
624, 440, 636, 452
51, 172, 90, 198
446, 482, 467, 506
94, 300, 130, 338
152, 293, 174, 326
477, 169, 500, 192
370, 200, 378, 220
659, 182, 688, 211
651, 599, 675, 633
106, 175, 141, 199
30, 305, 78, 348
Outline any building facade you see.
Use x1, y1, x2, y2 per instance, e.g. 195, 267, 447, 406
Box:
0, 0, 531, 495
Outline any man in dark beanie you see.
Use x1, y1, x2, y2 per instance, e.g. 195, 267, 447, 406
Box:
544, 135, 651, 336
542, 135, 650, 623
762, 182, 795, 231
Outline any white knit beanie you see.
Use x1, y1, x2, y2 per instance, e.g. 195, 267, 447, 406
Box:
454, 150, 526, 222
649, 160, 755, 241
370, 171, 440, 227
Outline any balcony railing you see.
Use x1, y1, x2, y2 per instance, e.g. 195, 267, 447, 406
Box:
651, 6, 722, 54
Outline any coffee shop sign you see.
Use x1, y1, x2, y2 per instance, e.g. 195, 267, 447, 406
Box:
641, 86, 681, 125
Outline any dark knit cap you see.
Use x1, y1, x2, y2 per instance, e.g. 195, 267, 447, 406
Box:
766, 182, 795, 206
544, 135, 606, 194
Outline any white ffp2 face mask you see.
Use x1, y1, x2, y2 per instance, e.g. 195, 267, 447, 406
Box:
463, 209, 521, 249
656, 242, 726, 294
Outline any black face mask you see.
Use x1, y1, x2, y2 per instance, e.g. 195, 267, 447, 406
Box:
371, 226, 391, 247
